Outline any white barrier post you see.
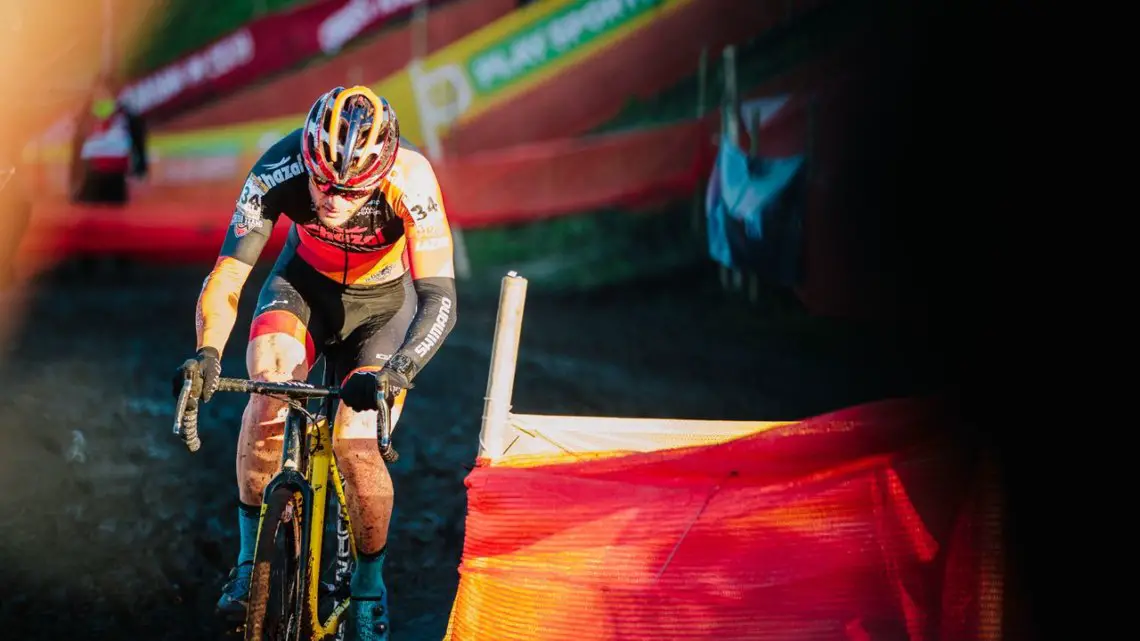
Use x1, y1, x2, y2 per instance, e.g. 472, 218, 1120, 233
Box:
479, 272, 528, 461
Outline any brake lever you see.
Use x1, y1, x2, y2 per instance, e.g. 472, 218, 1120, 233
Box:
173, 376, 192, 437
173, 374, 201, 452
376, 375, 398, 463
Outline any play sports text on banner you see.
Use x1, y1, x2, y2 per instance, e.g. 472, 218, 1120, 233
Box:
405, 0, 677, 155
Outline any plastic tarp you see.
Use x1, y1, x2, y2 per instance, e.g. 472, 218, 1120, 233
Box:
705, 127, 806, 288
444, 396, 1002, 640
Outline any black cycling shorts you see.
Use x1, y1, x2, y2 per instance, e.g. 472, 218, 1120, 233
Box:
248, 253, 416, 388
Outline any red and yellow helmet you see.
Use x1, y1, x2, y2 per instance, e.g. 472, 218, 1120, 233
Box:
301, 85, 400, 191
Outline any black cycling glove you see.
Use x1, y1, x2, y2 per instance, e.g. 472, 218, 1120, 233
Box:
172, 347, 222, 402
340, 368, 413, 412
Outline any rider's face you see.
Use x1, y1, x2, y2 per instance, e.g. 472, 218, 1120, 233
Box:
308, 177, 372, 227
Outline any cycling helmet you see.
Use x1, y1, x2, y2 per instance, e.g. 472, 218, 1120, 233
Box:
301, 85, 400, 191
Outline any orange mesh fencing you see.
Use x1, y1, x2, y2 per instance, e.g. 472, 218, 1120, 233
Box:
444, 396, 1001, 640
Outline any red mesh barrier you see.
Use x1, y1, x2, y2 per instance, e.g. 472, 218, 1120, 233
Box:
444, 397, 1001, 640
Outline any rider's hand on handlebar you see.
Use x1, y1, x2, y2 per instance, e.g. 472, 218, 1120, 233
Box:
340, 368, 412, 412
171, 347, 222, 402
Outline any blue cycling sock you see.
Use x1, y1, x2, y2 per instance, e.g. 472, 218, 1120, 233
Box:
237, 502, 261, 566
350, 546, 387, 598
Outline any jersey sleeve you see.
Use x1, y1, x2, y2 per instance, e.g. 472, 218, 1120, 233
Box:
388, 155, 458, 381
218, 133, 300, 266
400, 159, 455, 281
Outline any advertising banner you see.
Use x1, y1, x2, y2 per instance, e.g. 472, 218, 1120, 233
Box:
404, 0, 690, 155
24, 0, 690, 187
139, 0, 686, 158
118, 0, 427, 121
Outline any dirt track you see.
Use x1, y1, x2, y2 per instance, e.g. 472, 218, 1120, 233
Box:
0, 259, 950, 640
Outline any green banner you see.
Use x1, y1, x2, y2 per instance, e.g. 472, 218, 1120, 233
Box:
466, 0, 664, 95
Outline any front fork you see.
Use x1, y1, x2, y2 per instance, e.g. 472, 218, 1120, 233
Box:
260, 407, 315, 563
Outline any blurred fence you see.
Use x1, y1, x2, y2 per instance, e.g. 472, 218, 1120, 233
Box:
157, 0, 517, 133
12, 46, 840, 296
121, 0, 439, 123
442, 274, 1004, 641
24, 0, 824, 188
10, 0, 896, 321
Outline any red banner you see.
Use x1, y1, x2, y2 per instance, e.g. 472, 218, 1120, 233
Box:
436, 120, 716, 227
118, 0, 429, 122
158, 0, 516, 133
446, 396, 1002, 641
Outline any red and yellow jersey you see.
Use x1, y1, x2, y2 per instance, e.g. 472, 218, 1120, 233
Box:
218, 127, 454, 287
193, 127, 458, 366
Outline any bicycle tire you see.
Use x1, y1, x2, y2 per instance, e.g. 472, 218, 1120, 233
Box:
245, 486, 304, 641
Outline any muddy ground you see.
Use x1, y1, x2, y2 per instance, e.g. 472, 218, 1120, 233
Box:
0, 259, 954, 640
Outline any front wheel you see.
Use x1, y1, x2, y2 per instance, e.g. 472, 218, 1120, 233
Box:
245, 486, 304, 641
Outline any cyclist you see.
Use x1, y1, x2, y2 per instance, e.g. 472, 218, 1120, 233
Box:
172, 85, 458, 640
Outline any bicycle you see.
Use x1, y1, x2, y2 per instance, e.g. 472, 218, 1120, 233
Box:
173, 363, 401, 640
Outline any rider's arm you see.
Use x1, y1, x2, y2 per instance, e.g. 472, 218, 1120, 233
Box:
195, 168, 283, 354
195, 258, 252, 353
388, 156, 458, 382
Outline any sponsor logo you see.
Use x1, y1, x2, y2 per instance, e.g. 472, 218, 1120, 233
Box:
360, 264, 398, 284
413, 297, 452, 357
301, 223, 385, 248
231, 209, 263, 238
259, 153, 306, 189
264, 156, 291, 170
250, 173, 271, 194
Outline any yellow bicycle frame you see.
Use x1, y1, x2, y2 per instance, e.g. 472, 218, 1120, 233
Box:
255, 413, 358, 640
303, 415, 357, 639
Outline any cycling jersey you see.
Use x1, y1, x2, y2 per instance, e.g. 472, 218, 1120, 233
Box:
194, 127, 457, 384
223, 128, 453, 286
